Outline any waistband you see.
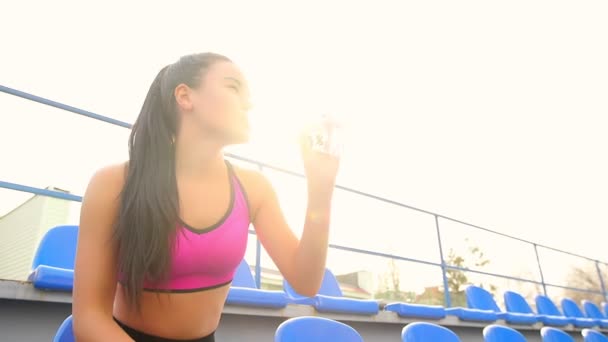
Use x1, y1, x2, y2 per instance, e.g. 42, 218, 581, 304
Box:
113, 317, 215, 342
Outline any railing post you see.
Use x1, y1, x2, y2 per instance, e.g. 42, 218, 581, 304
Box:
434, 215, 452, 307
255, 236, 262, 289
595, 261, 608, 301
533, 243, 548, 296
254, 164, 264, 289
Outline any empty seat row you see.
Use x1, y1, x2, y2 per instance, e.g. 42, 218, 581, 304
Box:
52, 314, 608, 341
466, 285, 608, 329
384, 285, 608, 330
30, 226, 379, 314
30, 225, 380, 314
31, 225, 608, 326
278, 321, 608, 342
401, 323, 608, 342
53, 315, 366, 341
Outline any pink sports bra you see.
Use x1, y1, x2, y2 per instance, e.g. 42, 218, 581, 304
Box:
139, 161, 250, 293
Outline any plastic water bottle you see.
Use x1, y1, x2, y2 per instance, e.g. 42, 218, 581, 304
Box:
308, 114, 343, 158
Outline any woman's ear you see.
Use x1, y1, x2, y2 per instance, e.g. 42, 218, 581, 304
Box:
174, 84, 193, 112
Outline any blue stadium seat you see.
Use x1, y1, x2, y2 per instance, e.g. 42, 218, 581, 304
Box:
582, 329, 608, 342
560, 298, 597, 328
28, 225, 78, 291
226, 260, 288, 308
274, 316, 363, 342
401, 322, 461, 342
540, 327, 575, 342
53, 315, 74, 342
602, 302, 608, 318
582, 300, 608, 329
504, 291, 569, 327
443, 286, 498, 322
535, 295, 574, 327
466, 286, 538, 325
483, 324, 528, 342
283, 269, 379, 315
445, 306, 499, 322
385, 302, 446, 320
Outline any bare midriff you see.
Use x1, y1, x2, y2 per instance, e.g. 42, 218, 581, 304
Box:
113, 283, 230, 339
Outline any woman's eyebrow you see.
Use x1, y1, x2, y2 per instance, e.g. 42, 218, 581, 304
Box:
224, 77, 242, 86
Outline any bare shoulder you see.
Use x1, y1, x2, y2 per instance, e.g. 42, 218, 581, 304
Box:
230, 163, 275, 218
87, 162, 128, 194
81, 162, 128, 217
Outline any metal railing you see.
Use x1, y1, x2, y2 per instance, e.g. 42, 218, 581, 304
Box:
1, 84, 607, 306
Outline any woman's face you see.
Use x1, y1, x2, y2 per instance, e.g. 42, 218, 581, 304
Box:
178, 61, 251, 145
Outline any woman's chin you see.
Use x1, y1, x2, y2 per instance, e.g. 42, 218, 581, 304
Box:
224, 130, 250, 146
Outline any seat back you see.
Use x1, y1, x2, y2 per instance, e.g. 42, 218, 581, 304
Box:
561, 298, 586, 318
53, 315, 74, 342
582, 329, 608, 342
402, 322, 461, 342
602, 302, 608, 317
232, 260, 256, 288
583, 300, 606, 320
541, 327, 575, 342
504, 291, 534, 314
274, 316, 363, 342
536, 295, 563, 317
466, 285, 501, 311
32, 225, 78, 270
284, 269, 342, 298
483, 325, 527, 342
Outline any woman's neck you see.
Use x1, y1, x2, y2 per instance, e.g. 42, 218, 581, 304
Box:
175, 137, 226, 179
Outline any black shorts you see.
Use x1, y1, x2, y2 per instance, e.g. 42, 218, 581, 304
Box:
114, 317, 215, 342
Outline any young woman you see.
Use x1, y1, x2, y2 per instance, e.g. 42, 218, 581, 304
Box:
72, 53, 340, 341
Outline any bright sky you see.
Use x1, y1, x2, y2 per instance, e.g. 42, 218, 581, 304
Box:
1, 1, 607, 296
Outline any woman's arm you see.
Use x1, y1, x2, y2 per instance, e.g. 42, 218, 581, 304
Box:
72, 164, 134, 341
250, 174, 332, 296
250, 137, 340, 297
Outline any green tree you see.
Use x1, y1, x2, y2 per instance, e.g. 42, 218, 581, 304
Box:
445, 241, 496, 307
375, 241, 497, 306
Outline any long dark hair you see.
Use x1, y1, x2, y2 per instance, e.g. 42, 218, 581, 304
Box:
114, 53, 230, 309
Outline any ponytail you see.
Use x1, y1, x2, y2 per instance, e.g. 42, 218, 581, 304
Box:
113, 53, 230, 310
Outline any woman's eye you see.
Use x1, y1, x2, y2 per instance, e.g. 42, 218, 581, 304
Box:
228, 85, 239, 93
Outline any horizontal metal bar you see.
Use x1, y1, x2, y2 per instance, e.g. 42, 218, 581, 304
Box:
245, 226, 442, 268
226, 154, 304, 178
0, 85, 132, 128
534, 243, 603, 265
2, 86, 608, 269
225, 155, 440, 215
436, 216, 602, 264
0, 181, 440, 268
446, 266, 606, 296
1, 182, 605, 297
438, 216, 532, 246
0, 182, 450, 269
0, 181, 82, 202
328, 244, 443, 268
544, 283, 606, 296
444, 264, 545, 286
0, 86, 523, 240
225, 156, 602, 264
445, 265, 606, 296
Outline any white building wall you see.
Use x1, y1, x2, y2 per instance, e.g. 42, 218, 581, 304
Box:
0, 189, 70, 280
